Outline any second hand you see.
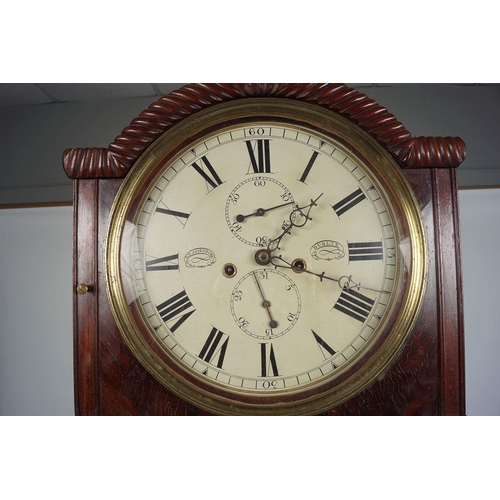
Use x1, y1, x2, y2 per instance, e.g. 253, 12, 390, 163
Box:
253, 271, 278, 329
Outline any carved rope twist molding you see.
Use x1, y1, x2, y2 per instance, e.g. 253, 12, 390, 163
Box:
396, 136, 467, 168
62, 83, 467, 179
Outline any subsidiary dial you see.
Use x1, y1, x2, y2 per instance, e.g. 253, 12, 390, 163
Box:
225, 176, 296, 247
230, 268, 301, 339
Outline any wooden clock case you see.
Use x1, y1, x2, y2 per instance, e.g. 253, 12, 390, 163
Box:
63, 83, 466, 416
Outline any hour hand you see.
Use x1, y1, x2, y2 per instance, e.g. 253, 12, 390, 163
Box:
266, 193, 323, 252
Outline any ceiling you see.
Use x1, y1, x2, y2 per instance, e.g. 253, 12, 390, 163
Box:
0, 83, 495, 108
0, 83, 185, 108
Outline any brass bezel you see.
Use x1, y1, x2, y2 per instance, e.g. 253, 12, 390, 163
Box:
105, 98, 428, 415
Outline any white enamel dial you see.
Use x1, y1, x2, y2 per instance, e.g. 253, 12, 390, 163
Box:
126, 122, 402, 396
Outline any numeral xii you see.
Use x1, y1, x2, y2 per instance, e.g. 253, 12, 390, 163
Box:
246, 139, 271, 173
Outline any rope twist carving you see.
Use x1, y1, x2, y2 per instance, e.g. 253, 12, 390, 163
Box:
62, 83, 466, 179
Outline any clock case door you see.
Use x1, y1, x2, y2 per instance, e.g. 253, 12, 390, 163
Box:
63, 83, 466, 416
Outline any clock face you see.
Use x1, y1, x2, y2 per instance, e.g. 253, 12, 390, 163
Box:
106, 99, 427, 415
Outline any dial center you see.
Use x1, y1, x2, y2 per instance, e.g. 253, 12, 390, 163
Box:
255, 249, 272, 266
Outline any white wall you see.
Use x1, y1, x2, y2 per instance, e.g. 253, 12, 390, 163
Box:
0, 191, 498, 415
459, 188, 500, 415
0, 206, 74, 415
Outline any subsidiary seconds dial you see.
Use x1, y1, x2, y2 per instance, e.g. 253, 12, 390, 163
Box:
230, 268, 301, 339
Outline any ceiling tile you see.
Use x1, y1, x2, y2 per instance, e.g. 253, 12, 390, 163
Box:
36, 83, 158, 103
0, 84, 53, 107
155, 83, 189, 95
373, 83, 479, 87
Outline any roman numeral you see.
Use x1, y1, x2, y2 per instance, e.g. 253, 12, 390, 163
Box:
260, 343, 279, 377
156, 207, 190, 226
246, 139, 271, 173
333, 288, 374, 323
332, 188, 366, 216
192, 156, 223, 192
299, 151, 319, 183
146, 253, 179, 272
199, 327, 229, 369
348, 241, 383, 261
311, 330, 337, 358
157, 290, 195, 332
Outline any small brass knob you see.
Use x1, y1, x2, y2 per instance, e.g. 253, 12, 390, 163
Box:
76, 284, 89, 295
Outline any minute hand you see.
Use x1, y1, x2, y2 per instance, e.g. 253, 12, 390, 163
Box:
236, 201, 294, 222
270, 255, 389, 294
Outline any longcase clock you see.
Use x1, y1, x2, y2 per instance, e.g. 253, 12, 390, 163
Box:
63, 83, 466, 416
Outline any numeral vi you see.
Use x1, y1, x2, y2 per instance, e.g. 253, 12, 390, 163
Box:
260, 343, 279, 377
